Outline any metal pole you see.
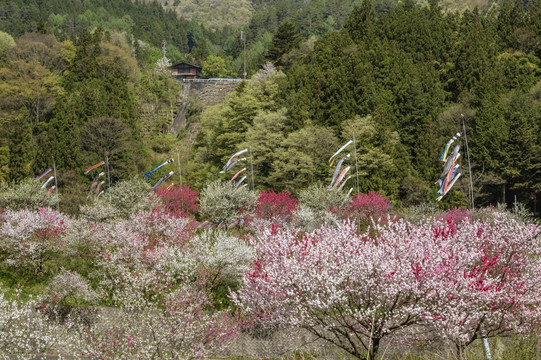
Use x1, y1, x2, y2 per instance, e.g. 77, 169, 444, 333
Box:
249, 145, 254, 191
352, 131, 360, 194
242, 31, 247, 80
462, 115, 491, 359
52, 156, 59, 212
462, 115, 475, 210
480, 327, 492, 360
177, 150, 182, 186
105, 152, 111, 200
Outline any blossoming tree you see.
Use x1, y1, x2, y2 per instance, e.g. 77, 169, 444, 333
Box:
233, 211, 541, 360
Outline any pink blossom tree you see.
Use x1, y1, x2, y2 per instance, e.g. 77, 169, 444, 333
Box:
232, 221, 435, 359
232, 212, 541, 360
0, 207, 68, 273
420, 211, 541, 358
80, 208, 241, 358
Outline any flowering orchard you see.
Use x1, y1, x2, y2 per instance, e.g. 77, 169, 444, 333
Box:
233, 212, 541, 360
0, 181, 540, 359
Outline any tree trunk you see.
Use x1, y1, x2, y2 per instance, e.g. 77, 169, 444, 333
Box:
367, 338, 380, 360
456, 343, 466, 360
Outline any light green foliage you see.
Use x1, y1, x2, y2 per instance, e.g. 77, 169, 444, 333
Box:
197, 64, 287, 168
137, 72, 182, 138
341, 115, 412, 201
81, 178, 156, 220
298, 183, 348, 213
202, 55, 230, 78
0, 31, 15, 59
199, 180, 256, 225
0, 178, 59, 211
242, 108, 287, 189
269, 126, 338, 191
163, 0, 254, 30
293, 183, 347, 231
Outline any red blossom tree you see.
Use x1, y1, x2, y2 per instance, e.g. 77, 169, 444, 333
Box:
155, 184, 199, 218
340, 192, 391, 225
254, 190, 297, 223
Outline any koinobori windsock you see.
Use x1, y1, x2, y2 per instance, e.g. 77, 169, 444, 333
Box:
143, 159, 174, 180
437, 173, 462, 201
41, 176, 54, 189
152, 171, 174, 191
330, 154, 350, 187
235, 175, 247, 188
230, 168, 246, 182
439, 133, 461, 162
83, 161, 105, 175
333, 166, 351, 189
329, 140, 352, 167
88, 172, 105, 198
95, 181, 105, 196
221, 157, 246, 174
34, 168, 52, 181
338, 176, 352, 191
221, 149, 248, 173
435, 145, 460, 187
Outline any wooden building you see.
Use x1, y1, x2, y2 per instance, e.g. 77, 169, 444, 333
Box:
169, 61, 202, 79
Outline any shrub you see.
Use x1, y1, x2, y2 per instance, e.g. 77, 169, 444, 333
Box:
0, 178, 58, 211
0, 207, 69, 273
80, 177, 156, 220
199, 180, 256, 225
155, 184, 199, 217
297, 183, 346, 213
293, 184, 349, 231
254, 190, 297, 223
341, 192, 391, 224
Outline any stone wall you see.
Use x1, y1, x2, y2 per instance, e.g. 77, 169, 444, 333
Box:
171, 80, 241, 134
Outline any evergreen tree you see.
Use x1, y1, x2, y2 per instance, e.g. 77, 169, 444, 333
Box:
8, 110, 34, 181
266, 20, 301, 66
343, 0, 376, 45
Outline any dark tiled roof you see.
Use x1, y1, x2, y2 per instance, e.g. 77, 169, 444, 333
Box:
169, 61, 202, 69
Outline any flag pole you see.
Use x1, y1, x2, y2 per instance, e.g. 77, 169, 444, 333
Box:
352, 130, 360, 194
249, 145, 254, 191
105, 151, 111, 200
461, 114, 474, 210
462, 115, 490, 359
176, 146, 182, 186
52, 156, 59, 212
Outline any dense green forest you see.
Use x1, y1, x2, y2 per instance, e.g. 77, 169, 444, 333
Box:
0, 0, 540, 215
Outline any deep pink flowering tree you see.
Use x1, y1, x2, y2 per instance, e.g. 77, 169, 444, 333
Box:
254, 190, 297, 223
155, 184, 199, 218
340, 192, 391, 226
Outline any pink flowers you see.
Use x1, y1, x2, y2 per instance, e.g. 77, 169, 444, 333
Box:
233, 210, 541, 359
155, 184, 199, 218
254, 190, 297, 223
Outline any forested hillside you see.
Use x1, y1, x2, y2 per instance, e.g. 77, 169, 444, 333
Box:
195, 0, 541, 214
0, 0, 540, 215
